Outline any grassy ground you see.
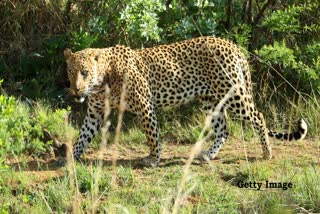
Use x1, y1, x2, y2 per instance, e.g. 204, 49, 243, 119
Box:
1, 118, 319, 213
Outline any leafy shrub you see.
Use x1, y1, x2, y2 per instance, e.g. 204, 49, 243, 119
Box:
255, 2, 320, 93
120, 0, 166, 45
0, 94, 44, 159
256, 41, 320, 92
256, 41, 297, 68
261, 6, 301, 34
70, 27, 100, 52
35, 104, 75, 143
0, 82, 75, 167
159, 0, 218, 42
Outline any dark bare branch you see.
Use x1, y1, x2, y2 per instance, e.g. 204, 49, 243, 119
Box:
253, 0, 276, 25
225, 0, 233, 31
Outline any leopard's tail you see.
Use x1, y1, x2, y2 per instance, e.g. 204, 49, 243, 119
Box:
268, 119, 307, 141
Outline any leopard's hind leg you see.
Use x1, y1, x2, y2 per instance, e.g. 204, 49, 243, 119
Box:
226, 86, 272, 160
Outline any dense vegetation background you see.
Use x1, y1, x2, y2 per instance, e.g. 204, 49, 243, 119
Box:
1, 0, 319, 166
1, 0, 319, 98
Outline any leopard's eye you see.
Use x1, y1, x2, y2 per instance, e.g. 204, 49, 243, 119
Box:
81, 70, 88, 77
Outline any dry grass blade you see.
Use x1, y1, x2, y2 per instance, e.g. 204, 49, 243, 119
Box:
92, 78, 127, 211
91, 85, 112, 211
172, 85, 236, 214
112, 73, 128, 167
64, 115, 81, 213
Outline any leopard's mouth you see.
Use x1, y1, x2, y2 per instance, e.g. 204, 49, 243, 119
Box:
74, 90, 87, 103
74, 96, 86, 103
68, 88, 87, 103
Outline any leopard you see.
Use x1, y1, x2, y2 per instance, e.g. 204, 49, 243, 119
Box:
64, 36, 307, 166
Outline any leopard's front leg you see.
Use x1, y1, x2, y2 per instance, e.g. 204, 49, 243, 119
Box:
73, 97, 104, 161
140, 103, 161, 167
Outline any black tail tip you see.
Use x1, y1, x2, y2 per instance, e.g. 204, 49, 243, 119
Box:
268, 118, 307, 141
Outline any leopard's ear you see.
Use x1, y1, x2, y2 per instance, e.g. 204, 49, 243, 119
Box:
64, 48, 73, 59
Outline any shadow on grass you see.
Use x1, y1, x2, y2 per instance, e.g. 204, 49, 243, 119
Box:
9, 155, 195, 172
81, 156, 192, 169
221, 156, 260, 164
218, 156, 265, 187
9, 158, 62, 172
9, 153, 263, 173
219, 171, 250, 187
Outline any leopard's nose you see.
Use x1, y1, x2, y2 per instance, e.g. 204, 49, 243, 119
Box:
75, 90, 83, 97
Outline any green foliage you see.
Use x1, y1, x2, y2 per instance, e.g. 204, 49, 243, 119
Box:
224, 23, 252, 52
36, 104, 74, 142
120, 0, 165, 43
256, 40, 320, 91
0, 1, 68, 99
1, 0, 318, 99
0, 92, 74, 167
256, 2, 320, 92
2, 35, 67, 99
262, 6, 301, 33
257, 41, 296, 68
75, 164, 112, 193
0, 95, 44, 159
159, 0, 218, 42
70, 27, 100, 52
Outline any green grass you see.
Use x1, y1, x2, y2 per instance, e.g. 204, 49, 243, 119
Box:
1, 149, 319, 213
0, 96, 319, 213
1, 135, 319, 213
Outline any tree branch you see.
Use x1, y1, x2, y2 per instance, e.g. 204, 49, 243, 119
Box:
225, 0, 233, 31
253, 0, 275, 25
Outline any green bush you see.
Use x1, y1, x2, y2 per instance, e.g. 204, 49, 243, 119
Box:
70, 27, 100, 52
261, 6, 301, 34
255, 2, 320, 93
158, 0, 218, 43
120, 0, 165, 44
256, 41, 296, 68
36, 104, 74, 142
256, 40, 320, 92
0, 94, 44, 159
0, 82, 75, 167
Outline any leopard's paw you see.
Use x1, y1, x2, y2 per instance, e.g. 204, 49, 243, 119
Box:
142, 155, 160, 167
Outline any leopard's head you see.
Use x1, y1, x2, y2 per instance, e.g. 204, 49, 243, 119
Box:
64, 48, 111, 102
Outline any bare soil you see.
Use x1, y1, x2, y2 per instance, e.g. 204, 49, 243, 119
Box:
6, 137, 320, 187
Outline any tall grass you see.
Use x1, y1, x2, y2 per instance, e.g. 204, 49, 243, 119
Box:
0, 98, 319, 212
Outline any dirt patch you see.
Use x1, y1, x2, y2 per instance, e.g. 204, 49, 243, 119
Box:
5, 138, 319, 189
